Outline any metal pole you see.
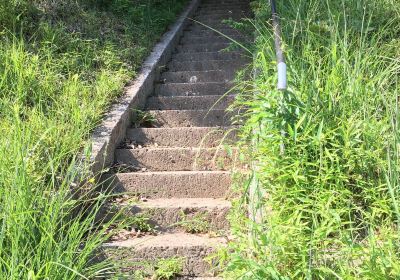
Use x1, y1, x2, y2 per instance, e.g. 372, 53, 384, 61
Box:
270, 0, 287, 90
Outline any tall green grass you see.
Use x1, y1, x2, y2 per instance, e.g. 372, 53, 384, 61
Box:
224, 0, 400, 279
0, 0, 187, 278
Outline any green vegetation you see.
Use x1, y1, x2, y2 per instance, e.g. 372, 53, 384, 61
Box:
0, 0, 187, 278
224, 0, 400, 279
176, 211, 211, 233
154, 257, 184, 280
132, 109, 157, 128
126, 213, 154, 232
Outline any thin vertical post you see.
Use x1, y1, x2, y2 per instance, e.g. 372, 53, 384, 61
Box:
270, 0, 287, 90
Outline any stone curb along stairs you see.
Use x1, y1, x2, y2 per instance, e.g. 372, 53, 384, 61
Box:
90, 0, 251, 278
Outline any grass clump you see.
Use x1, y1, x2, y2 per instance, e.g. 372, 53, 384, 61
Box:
153, 257, 184, 280
0, 0, 187, 279
176, 211, 211, 233
224, 0, 400, 279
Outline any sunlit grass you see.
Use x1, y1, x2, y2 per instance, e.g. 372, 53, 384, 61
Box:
0, 0, 187, 278
224, 0, 400, 279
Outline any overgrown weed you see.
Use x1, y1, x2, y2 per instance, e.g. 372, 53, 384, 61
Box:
224, 0, 400, 279
0, 0, 187, 278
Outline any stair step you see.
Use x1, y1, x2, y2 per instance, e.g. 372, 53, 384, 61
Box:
150, 109, 233, 127
200, 2, 250, 5
118, 198, 231, 231
200, 1, 250, 4
176, 43, 233, 53
102, 232, 226, 277
194, 7, 250, 17
167, 59, 248, 72
183, 29, 245, 37
185, 25, 237, 33
189, 19, 234, 24
180, 35, 247, 44
115, 147, 235, 171
194, 14, 250, 21
146, 95, 235, 110
188, 21, 244, 30
194, 14, 249, 20
197, 3, 249, 12
155, 82, 234, 96
161, 70, 235, 83
126, 127, 236, 147
172, 51, 246, 62
114, 171, 231, 198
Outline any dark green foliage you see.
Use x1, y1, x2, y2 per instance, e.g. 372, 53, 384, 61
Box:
223, 0, 400, 279
0, 0, 187, 278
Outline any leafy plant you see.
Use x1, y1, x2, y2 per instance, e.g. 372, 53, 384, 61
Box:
153, 257, 184, 280
176, 211, 211, 233
132, 109, 157, 128
223, 0, 400, 279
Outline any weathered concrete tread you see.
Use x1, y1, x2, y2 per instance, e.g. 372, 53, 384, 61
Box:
155, 82, 234, 96
103, 232, 226, 277
148, 109, 234, 127
146, 95, 235, 110
126, 127, 236, 147
124, 197, 231, 230
172, 51, 246, 62
104, 232, 225, 249
115, 147, 236, 171
161, 70, 235, 83
167, 59, 248, 72
134, 197, 230, 208
114, 171, 231, 198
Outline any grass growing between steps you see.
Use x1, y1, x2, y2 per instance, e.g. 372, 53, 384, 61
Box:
222, 0, 400, 279
0, 0, 187, 278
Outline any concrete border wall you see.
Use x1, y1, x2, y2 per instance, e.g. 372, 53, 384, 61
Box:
88, 0, 200, 175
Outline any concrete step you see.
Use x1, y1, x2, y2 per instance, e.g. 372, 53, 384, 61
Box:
197, 4, 249, 9
146, 95, 235, 110
125, 127, 236, 147
186, 24, 239, 33
172, 51, 246, 62
155, 82, 233, 96
113, 171, 231, 198
193, 14, 251, 21
200, 1, 250, 4
167, 59, 248, 72
182, 28, 244, 37
179, 35, 247, 44
194, 6, 250, 16
115, 147, 235, 171
161, 70, 235, 83
193, 11, 252, 19
181, 31, 253, 41
102, 232, 226, 277
188, 21, 246, 30
200, 0, 250, 3
149, 109, 233, 127
200, 0, 250, 4
176, 43, 234, 53
184, 25, 237, 33
118, 197, 231, 231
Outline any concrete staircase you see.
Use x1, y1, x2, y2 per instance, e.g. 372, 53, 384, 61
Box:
103, 0, 250, 278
